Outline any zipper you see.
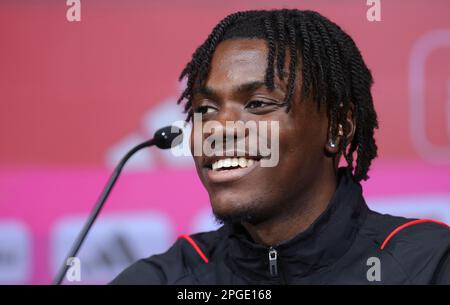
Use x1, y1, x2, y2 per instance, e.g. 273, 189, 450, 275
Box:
268, 247, 278, 277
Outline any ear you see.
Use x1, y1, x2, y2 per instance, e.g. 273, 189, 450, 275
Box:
325, 103, 356, 154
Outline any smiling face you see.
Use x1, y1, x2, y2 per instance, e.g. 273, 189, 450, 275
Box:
190, 38, 334, 225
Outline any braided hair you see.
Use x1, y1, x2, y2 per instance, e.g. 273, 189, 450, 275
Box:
176, 9, 378, 182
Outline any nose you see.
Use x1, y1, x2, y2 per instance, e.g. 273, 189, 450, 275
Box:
215, 100, 242, 124
207, 102, 247, 151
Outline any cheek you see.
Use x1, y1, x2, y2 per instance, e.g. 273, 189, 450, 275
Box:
276, 114, 327, 171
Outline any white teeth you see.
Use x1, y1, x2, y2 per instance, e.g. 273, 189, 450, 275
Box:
223, 159, 231, 167
211, 158, 257, 171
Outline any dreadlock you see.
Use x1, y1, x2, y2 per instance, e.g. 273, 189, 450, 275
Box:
176, 9, 378, 182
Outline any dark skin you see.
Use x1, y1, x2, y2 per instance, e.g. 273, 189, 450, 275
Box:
190, 38, 355, 246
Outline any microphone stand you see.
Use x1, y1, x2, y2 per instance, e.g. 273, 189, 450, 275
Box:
52, 126, 182, 285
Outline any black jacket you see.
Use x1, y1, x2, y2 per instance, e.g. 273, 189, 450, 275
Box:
111, 170, 450, 284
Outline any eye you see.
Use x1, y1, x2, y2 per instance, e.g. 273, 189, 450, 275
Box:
245, 100, 273, 109
193, 105, 217, 114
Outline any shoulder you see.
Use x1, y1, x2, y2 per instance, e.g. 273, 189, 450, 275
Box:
361, 209, 450, 283
362, 209, 450, 252
110, 227, 225, 285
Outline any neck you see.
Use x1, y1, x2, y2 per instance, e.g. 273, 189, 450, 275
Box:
242, 167, 338, 247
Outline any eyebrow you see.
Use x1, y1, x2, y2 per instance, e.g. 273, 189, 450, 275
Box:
192, 80, 271, 99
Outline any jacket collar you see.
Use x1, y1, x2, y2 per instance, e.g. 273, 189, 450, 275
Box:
223, 168, 369, 283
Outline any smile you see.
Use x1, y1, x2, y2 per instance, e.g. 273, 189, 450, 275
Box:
211, 157, 255, 170
204, 157, 260, 183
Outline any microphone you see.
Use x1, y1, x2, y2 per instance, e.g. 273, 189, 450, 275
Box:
52, 125, 183, 285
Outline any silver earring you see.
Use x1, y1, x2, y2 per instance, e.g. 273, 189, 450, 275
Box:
328, 140, 337, 148
338, 124, 344, 136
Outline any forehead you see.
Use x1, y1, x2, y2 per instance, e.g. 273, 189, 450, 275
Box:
206, 39, 268, 88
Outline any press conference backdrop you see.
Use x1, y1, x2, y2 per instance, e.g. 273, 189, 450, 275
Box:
1, 0, 449, 284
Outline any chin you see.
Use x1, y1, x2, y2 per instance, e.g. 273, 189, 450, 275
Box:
210, 193, 272, 225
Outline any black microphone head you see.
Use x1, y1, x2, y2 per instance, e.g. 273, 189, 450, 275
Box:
153, 126, 183, 149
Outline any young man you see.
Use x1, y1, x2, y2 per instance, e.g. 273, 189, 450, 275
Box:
112, 9, 450, 284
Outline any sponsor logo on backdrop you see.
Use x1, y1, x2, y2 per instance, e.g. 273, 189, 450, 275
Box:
409, 30, 450, 164
105, 85, 193, 170
0, 220, 31, 284
51, 213, 173, 283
